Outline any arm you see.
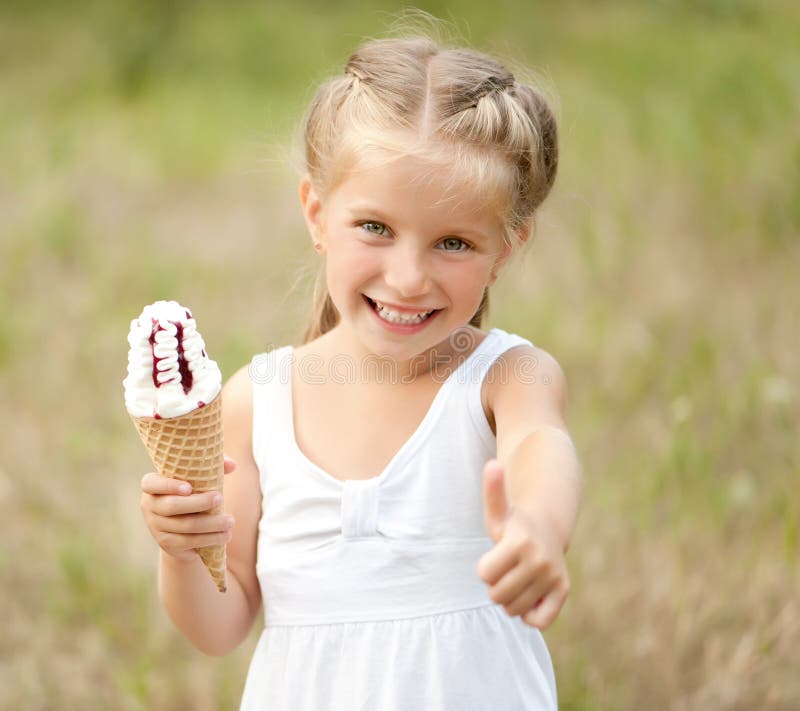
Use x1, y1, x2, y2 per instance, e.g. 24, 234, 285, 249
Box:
491, 346, 582, 553
143, 364, 263, 655
477, 344, 582, 629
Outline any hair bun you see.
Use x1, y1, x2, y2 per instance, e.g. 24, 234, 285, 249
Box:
344, 62, 366, 82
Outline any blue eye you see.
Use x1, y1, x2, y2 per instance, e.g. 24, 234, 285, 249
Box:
361, 222, 387, 236
440, 237, 470, 252
358, 222, 470, 252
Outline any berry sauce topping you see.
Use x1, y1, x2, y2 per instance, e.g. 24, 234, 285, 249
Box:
149, 319, 194, 395
149, 321, 164, 390
175, 322, 193, 395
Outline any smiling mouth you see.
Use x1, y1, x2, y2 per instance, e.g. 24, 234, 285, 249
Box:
363, 295, 441, 323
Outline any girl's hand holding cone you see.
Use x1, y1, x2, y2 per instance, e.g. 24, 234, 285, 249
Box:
477, 458, 570, 630
140, 455, 238, 565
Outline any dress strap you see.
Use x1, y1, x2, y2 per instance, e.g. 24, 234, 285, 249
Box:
462, 328, 536, 450
249, 346, 293, 471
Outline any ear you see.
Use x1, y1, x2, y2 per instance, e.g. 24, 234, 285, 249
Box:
299, 174, 325, 248
516, 220, 533, 245
487, 222, 531, 287
487, 240, 513, 287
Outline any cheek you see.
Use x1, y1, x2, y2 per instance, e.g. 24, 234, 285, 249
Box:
326, 247, 377, 290
454, 261, 494, 306
445, 259, 493, 290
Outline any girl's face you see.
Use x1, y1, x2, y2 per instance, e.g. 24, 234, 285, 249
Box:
300, 155, 513, 364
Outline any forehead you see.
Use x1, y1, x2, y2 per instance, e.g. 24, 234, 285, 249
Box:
330, 153, 504, 225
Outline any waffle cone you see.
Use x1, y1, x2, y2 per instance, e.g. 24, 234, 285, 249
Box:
132, 394, 227, 592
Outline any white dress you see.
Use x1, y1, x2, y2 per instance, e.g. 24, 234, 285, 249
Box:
240, 328, 558, 710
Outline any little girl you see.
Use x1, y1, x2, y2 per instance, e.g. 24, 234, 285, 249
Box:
140, 31, 582, 711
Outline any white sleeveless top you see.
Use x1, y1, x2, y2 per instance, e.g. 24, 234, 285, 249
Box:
240, 327, 557, 710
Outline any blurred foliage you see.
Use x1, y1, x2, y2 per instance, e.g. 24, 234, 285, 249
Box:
1, 0, 798, 708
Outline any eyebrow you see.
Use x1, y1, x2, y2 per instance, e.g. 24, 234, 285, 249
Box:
346, 205, 492, 241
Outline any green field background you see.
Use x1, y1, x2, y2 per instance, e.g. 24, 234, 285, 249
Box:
1, 1, 798, 708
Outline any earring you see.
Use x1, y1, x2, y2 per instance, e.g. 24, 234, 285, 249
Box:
314, 242, 323, 252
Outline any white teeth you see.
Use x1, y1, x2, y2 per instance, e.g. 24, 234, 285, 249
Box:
372, 299, 434, 324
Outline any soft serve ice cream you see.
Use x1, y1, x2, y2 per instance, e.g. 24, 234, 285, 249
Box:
124, 299, 227, 592
124, 300, 222, 419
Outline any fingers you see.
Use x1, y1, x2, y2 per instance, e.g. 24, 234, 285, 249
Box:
140, 470, 232, 560
156, 528, 234, 555
152, 511, 234, 536
476, 540, 518, 585
521, 583, 570, 630
149, 490, 222, 517
141, 473, 222, 515
486, 555, 539, 607
482, 551, 568, 621
482, 459, 509, 542
140, 453, 236, 496
153, 515, 234, 553
498, 575, 551, 617
477, 526, 570, 628
141, 471, 192, 496
488, 564, 569, 628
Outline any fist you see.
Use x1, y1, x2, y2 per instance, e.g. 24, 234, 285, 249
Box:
139, 454, 238, 563
477, 458, 570, 629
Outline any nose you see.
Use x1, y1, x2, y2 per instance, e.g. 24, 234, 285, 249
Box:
383, 243, 432, 297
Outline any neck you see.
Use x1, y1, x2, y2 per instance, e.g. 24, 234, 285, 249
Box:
313, 324, 479, 386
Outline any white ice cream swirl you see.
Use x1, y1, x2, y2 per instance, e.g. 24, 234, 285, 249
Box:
123, 300, 222, 418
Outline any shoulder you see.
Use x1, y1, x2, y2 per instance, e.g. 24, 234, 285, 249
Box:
223, 362, 255, 406
221, 363, 255, 441
483, 339, 568, 460
485, 340, 567, 409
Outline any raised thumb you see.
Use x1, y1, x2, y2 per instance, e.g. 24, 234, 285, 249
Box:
482, 458, 509, 541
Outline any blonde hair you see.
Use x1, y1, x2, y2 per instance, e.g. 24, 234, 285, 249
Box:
296, 20, 558, 344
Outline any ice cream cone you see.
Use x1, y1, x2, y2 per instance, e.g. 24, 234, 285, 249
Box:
131, 394, 227, 592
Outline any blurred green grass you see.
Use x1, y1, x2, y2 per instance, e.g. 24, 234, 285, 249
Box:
1, 1, 798, 708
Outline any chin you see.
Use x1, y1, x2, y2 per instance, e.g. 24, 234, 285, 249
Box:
363, 338, 425, 363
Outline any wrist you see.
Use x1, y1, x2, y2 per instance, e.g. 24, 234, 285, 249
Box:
160, 548, 201, 568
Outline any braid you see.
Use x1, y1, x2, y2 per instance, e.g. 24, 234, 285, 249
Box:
508, 81, 559, 213
466, 72, 515, 108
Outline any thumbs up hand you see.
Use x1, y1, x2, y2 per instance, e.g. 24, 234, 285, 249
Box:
476, 458, 570, 630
